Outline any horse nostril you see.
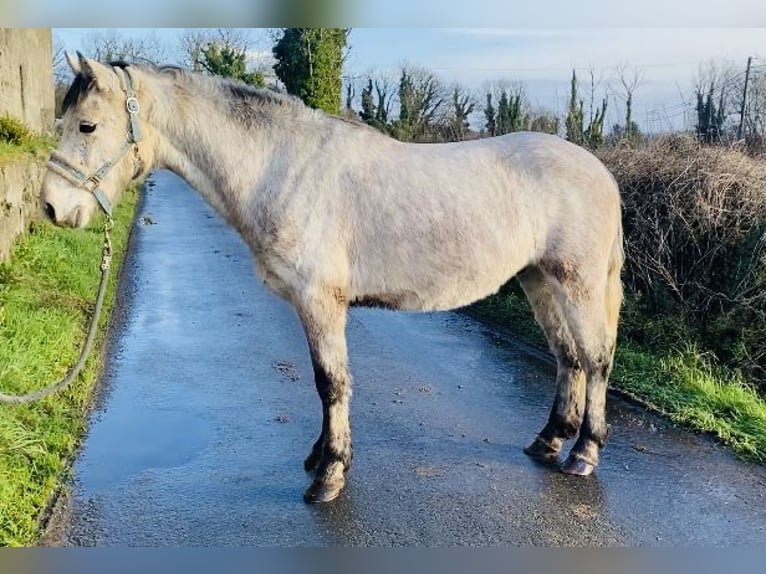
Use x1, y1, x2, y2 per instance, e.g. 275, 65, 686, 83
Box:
44, 202, 56, 222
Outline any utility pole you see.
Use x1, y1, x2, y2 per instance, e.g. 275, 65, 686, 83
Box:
737, 56, 753, 141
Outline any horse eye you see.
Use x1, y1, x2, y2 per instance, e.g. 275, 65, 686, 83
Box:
79, 122, 97, 134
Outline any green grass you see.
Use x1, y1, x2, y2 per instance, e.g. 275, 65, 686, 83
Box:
0, 185, 139, 546
469, 283, 766, 463
0, 134, 55, 167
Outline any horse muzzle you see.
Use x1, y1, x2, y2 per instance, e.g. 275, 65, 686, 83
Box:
41, 182, 95, 229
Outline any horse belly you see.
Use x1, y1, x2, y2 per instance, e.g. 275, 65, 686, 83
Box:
352, 225, 532, 312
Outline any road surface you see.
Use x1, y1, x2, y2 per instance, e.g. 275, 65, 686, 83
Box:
43, 171, 766, 546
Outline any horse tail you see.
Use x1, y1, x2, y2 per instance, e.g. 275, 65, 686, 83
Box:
605, 205, 624, 346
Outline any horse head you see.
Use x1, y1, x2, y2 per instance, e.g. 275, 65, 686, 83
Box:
41, 53, 150, 228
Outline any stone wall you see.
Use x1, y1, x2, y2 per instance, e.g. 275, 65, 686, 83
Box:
0, 159, 45, 261
0, 28, 54, 133
0, 28, 53, 261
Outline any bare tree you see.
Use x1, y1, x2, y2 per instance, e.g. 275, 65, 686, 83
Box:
586, 65, 608, 126
344, 77, 356, 112
689, 60, 741, 143
408, 66, 447, 123
83, 29, 169, 64
179, 29, 214, 71
214, 28, 253, 51
52, 35, 73, 118
54, 30, 169, 117
373, 73, 395, 124
745, 67, 766, 146
177, 28, 273, 79
392, 65, 448, 141
52, 36, 70, 83
444, 84, 476, 141
615, 63, 645, 139
528, 109, 560, 135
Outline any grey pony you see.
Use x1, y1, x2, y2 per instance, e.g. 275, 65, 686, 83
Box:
41, 55, 623, 503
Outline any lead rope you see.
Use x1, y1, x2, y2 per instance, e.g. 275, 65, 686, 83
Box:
0, 215, 113, 404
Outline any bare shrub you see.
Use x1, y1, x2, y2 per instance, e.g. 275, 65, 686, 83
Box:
597, 134, 766, 385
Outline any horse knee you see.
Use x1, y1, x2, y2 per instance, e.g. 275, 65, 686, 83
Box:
311, 355, 348, 404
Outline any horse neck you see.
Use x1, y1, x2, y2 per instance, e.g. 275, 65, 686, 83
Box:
145, 75, 291, 217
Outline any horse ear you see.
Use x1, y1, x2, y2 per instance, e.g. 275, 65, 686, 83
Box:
65, 52, 81, 75
78, 55, 119, 92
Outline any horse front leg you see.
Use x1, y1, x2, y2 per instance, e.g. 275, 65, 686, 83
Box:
296, 289, 352, 503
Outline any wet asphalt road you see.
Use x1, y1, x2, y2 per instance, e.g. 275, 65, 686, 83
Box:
45, 171, 766, 546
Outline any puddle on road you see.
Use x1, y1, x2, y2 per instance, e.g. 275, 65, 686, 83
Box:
75, 408, 213, 495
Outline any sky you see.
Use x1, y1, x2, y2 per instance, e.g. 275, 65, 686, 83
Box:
53, 27, 766, 132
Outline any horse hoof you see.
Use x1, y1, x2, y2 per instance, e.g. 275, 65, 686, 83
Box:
523, 436, 560, 464
303, 479, 344, 504
560, 455, 595, 476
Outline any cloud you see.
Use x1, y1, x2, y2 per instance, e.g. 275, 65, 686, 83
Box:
431, 29, 761, 79
425, 29, 761, 122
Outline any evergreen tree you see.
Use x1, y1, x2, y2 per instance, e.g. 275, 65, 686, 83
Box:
497, 90, 510, 135
624, 90, 634, 140
491, 88, 527, 135
200, 42, 265, 87
584, 97, 607, 148
508, 91, 524, 132
360, 78, 375, 122
272, 28, 349, 115
398, 69, 415, 127
484, 93, 496, 136
565, 70, 585, 145
394, 69, 416, 140
696, 84, 726, 143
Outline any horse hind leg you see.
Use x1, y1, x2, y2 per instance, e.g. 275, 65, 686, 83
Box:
295, 286, 353, 503
517, 267, 586, 463
559, 243, 622, 475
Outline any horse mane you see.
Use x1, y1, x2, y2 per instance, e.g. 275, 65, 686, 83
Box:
62, 59, 317, 123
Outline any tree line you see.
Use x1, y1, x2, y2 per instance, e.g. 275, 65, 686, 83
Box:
53, 29, 765, 151
348, 65, 645, 147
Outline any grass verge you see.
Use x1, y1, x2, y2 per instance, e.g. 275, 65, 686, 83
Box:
0, 185, 139, 546
469, 284, 766, 463
0, 135, 56, 167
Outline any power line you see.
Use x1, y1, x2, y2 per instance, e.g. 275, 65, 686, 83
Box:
645, 64, 765, 119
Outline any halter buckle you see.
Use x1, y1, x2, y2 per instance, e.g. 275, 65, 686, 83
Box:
126, 97, 140, 115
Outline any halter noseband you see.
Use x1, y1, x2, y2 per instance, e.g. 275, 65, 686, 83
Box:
46, 66, 143, 217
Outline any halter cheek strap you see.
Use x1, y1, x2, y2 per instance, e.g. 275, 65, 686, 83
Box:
46, 66, 143, 217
